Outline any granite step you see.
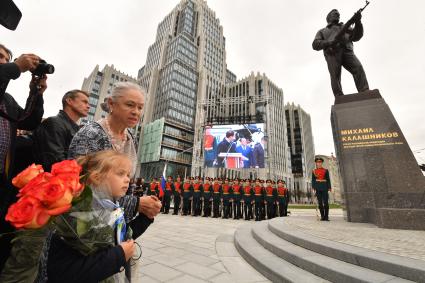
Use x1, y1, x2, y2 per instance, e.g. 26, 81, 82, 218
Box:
234, 224, 330, 283
252, 222, 412, 283
268, 218, 425, 282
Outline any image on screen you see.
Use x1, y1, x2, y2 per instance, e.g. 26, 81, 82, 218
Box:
203, 124, 266, 169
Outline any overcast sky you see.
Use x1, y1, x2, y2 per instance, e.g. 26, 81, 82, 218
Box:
2, 0, 425, 163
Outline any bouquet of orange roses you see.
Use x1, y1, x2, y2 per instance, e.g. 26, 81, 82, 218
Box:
1, 160, 133, 283
0, 160, 88, 283
6, 160, 84, 229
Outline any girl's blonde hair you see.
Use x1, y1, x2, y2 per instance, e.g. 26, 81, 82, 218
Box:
77, 150, 131, 185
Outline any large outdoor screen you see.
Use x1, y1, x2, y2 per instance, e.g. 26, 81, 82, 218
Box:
203, 124, 267, 169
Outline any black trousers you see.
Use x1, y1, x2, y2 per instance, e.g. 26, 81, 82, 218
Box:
173, 195, 181, 214
325, 49, 369, 96
266, 201, 276, 219
233, 201, 241, 219
193, 197, 201, 216
0, 176, 17, 273
183, 198, 190, 215
203, 199, 211, 216
163, 193, 171, 213
316, 190, 329, 220
213, 199, 220, 217
244, 201, 253, 220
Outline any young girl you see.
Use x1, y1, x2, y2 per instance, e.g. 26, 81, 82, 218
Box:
42, 150, 152, 283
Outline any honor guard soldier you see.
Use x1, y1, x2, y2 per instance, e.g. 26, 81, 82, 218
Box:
202, 177, 213, 217
192, 177, 202, 216
221, 178, 232, 219
212, 178, 222, 218
312, 157, 332, 221
242, 179, 254, 220
172, 176, 182, 215
232, 179, 242, 219
148, 178, 160, 197
182, 177, 193, 216
253, 179, 265, 221
277, 180, 288, 216
162, 176, 174, 214
264, 180, 277, 219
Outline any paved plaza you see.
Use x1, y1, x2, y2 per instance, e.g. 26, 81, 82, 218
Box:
131, 209, 425, 282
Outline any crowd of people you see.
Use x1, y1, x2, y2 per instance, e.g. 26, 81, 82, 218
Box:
0, 41, 332, 282
0, 43, 162, 282
136, 176, 289, 221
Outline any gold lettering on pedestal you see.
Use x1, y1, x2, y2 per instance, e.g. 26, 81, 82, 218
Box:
340, 128, 402, 149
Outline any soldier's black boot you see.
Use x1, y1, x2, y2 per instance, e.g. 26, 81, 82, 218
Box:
324, 206, 329, 221
319, 207, 325, 220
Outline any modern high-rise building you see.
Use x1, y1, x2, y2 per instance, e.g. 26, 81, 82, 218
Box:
198, 72, 293, 183
138, 0, 230, 179
81, 64, 139, 125
316, 154, 343, 204
285, 103, 315, 203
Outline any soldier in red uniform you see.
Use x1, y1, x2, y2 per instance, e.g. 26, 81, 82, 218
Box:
232, 178, 242, 219
172, 176, 182, 215
264, 179, 277, 219
147, 178, 160, 197
182, 177, 193, 216
192, 177, 202, 216
221, 178, 232, 219
253, 179, 265, 221
201, 177, 213, 217
277, 180, 288, 217
242, 179, 254, 220
312, 157, 332, 221
212, 178, 222, 218
163, 176, 174, 214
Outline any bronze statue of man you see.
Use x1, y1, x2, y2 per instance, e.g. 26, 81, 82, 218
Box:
313, 9, 369, 97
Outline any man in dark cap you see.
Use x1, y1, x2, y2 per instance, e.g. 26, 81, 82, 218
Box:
312, 157, 332, 221
312, 9, 369, 96
277, 180, 288, 217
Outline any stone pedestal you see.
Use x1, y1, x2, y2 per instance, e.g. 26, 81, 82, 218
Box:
331, 89, 425, 230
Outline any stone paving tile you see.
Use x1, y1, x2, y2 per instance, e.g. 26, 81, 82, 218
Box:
283, 215, 425, 261
174, 262, 222, 280
137, 274, 161, 283
156, 246, 189, 257
182, 252, 220, 267
216, 241, 240, 257
220, 257, 268, 282
209, 261, 228, 273
166, 274, 209, 283
149, 254, 188, 267
141, 263, 183, 282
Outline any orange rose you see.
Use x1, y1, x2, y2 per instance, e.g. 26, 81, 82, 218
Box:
51, 160, 81, 176
12, 164, 44, 189
57, 173, 84, 197
18, 172, 52, 197
6, 196, 50, 229
26, 176, 73, 216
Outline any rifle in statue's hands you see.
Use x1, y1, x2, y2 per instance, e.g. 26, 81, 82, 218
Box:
326, 1, 370, 54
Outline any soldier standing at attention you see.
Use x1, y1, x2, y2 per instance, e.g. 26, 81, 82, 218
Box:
253, 179, 264, 221
221, 178, 232, 219
148, 178, 160, 197
264, 180, 277, 219
182, 177, 193, 216
192, 177, 202, 216
163, 176, 174, 214
172, 176, 182, 215
232, 179, 242, 219
277, 180, 288, 217
202, 177, 213, 217
212, 178, 222, 218
312, 157, 332, 221
242, 179, 254, 220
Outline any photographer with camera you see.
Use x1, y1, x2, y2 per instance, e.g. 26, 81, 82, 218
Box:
0, 43, 49, 272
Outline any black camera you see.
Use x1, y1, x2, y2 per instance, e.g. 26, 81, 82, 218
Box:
31, 59, 54, 76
